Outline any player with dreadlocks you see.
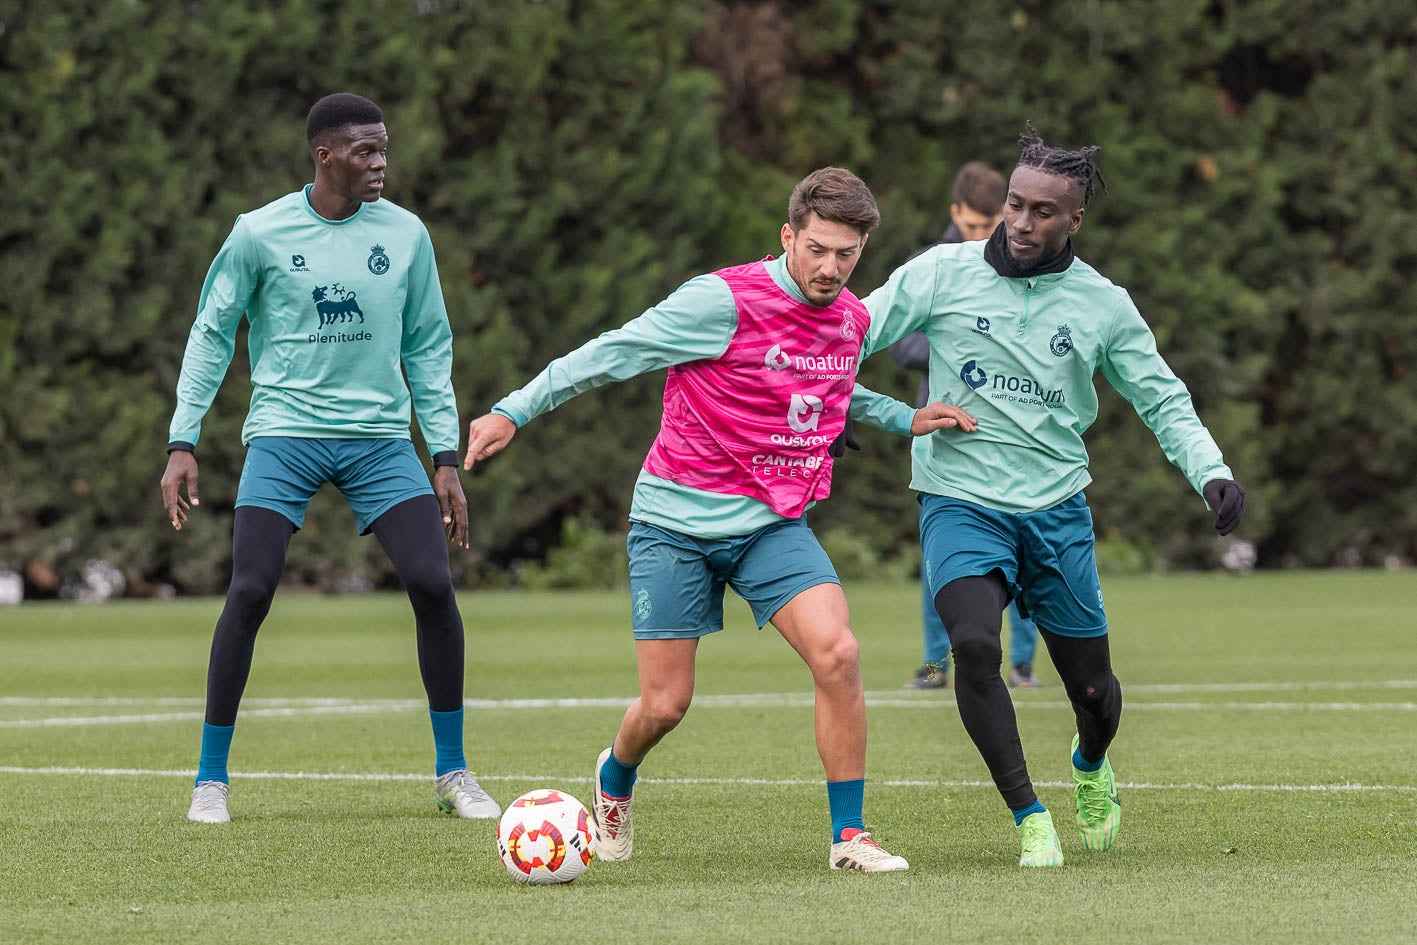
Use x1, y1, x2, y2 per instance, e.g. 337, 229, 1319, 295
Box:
857, 123, 1248, 866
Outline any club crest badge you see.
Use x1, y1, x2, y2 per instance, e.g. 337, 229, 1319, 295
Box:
839, 312, 856, 342
1049, 324, 1074, 357
634, 588, 652, 622
367, 243, 390, 275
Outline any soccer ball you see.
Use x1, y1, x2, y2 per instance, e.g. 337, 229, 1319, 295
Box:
496, 789, 598, 885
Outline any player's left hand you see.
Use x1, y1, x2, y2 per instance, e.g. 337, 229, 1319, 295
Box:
433, 466, 469, 549
828, 417, 861, 458
911, 402, 977, 435
1202, 478, 1247, 536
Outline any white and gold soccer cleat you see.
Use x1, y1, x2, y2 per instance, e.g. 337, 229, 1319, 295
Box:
829, 830, 909, 872
591, 746, 635, 861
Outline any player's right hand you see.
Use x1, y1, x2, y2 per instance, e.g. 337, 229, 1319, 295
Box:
911, 402, 978, 435
463, 413, 519, 470
160, 451, 200, 531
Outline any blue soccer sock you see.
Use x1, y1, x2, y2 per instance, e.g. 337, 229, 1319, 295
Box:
599, 748, 638, 798
1073, 745, 1105, 772
428, 707, 467, 777
826, 778, 865, 842
1012, 800, 1047, 826
195, 722, 235, 785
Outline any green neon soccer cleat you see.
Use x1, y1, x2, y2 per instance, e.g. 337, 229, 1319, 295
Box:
1072, 733, 1121, 851
1016, 810, 1064, 868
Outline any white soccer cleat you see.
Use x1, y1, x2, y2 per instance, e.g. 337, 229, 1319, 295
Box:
434, 769, 501, 818
591, 746, 635, 861
187, 780, 231, 823
829, 830, 909, 872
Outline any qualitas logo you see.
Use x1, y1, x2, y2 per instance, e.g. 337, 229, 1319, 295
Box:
787, 393, 824, 433
289, 254, 310, 273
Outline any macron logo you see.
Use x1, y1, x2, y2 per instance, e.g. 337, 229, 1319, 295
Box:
764, 344, 792, 371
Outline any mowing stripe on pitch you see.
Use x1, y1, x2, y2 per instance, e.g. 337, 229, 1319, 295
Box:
0, 764, 1412, 794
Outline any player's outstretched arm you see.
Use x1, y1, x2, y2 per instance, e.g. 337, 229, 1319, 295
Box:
160, 450, 200, 532
1202, 478, 1247, 536
911, 402, 977, 435
432, 466, 469, 549
463, 413, 519, 470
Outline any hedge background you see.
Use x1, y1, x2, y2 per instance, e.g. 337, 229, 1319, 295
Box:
2, 0, 1414, 596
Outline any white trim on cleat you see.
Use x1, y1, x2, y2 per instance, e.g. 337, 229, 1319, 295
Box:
829, 831, 909, 872
591, 746, 634, 862
187, 780, 230, 823
433, 769, 500, 818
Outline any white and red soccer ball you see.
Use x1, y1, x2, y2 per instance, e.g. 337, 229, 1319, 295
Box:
496, 789, 597, 885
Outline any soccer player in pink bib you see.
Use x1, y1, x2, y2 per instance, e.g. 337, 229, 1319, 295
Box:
465, 168, 975, 871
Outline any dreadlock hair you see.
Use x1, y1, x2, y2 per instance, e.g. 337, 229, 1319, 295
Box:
1016, 121, 1108, 206
306, 93, 383, 144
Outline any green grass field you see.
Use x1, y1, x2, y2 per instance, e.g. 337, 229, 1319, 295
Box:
2, 572, 1415, 945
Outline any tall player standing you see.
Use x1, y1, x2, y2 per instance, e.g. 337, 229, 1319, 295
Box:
161, 93, 498, 824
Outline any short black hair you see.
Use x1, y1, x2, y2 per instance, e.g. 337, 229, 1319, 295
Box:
306, 93, 383, 144
1016, 121, 1108, 205
951, 161, 1007, 215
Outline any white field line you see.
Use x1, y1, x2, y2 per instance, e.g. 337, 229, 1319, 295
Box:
5, 678, 1417, 710
0, 764, 1412, 794
5, 693, 1417, 727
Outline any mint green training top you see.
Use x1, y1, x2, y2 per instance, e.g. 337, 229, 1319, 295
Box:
493, 255, 916, 538
861, 240, 1233, 513
169, 186, 459, 457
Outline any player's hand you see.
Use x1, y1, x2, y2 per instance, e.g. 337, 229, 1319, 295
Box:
160, 450, 200, 531
433, 466, 469, 549
1202, 478, 1247, 536
828, 416, 861, 459
911, 402, 977, 435
463, 413, 518, 470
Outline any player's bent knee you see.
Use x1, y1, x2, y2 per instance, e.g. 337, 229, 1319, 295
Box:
224, 573, 278, 621
400, 569, 456, 610
640, 693, 692, 734
949, 633, 1003, 673
810, 631, 861, 684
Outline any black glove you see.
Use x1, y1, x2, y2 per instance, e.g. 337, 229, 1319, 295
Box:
1202, 478, 1247, 537
828, 416, 861, 459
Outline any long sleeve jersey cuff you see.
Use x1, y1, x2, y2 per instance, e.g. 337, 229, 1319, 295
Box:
168, 441, 196, 454
432, 450, 459, 468
491, 404, 527, 427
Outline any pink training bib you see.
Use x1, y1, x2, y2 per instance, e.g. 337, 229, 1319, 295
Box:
642, 257, 869, 517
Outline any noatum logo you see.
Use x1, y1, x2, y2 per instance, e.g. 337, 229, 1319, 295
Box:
958, 360, 1065, 405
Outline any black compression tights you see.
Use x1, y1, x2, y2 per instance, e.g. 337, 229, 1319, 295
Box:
934, 573, 1122, 812
203, 496, 465, 725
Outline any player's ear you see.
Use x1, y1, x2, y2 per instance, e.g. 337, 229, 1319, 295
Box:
780, 222, 794, 254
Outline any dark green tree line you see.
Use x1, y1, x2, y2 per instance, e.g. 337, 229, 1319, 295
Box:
1, 0, 1413, 597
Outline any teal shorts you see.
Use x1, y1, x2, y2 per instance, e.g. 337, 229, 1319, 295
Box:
918, 492, 1108, 638
236, 437, 433, 534
626, 518, 840, 640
